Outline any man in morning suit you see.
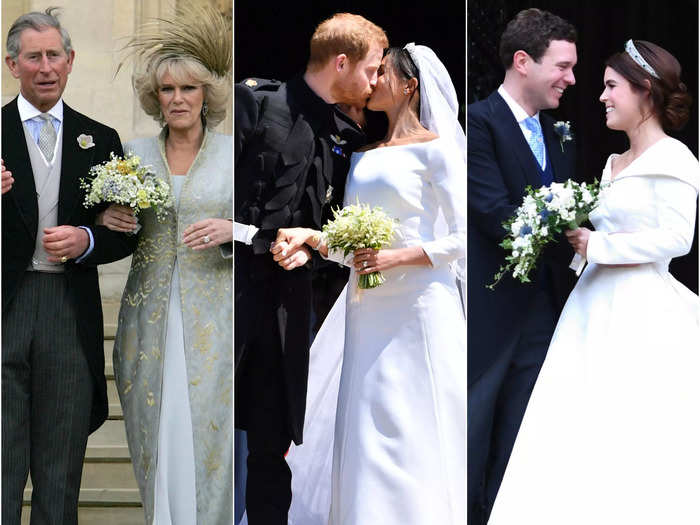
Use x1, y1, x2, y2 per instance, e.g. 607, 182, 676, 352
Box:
233, 13, 387, 525
467, 9, 580, 524
1, 9, 137, 524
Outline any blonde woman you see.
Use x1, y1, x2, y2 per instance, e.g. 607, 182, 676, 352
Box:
99, 6, 233, 524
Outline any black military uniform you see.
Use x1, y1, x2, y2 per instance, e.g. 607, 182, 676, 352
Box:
234, 74, 364, 524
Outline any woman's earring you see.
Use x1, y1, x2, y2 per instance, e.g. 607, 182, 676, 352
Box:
202, 102, 209, 116
404, 88, 410, 95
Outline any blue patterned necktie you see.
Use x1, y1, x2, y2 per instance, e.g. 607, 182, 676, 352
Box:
523, 116, 545, 170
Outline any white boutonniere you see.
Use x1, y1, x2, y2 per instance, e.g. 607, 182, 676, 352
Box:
553, 121, 573, 152
77, 134, 95, 149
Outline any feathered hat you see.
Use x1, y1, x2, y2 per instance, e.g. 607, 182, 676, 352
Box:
117, 3, 232, 79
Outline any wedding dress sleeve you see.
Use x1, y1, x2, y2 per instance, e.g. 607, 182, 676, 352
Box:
322, 247, 353, 266
420, 141, 467, 270
587, 175, 698, 264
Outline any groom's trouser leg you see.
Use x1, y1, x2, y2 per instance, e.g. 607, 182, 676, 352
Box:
2, 273, 92, 525
239, 313, 293, 525
484, 289, 556, 519
467, 338, 516, 525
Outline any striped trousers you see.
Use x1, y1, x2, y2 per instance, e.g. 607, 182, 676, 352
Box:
2, 272, 93, 525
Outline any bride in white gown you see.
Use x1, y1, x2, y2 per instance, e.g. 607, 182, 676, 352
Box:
489, 40, 700, 524
272, 44, 466, 525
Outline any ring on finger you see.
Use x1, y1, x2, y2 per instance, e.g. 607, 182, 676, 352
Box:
203, 235, 211, 244
362, 260, 368, 268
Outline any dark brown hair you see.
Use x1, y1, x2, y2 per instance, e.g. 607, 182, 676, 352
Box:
499, 8, 577, 69
383, 46, 420, 116
606, 40, 692, 131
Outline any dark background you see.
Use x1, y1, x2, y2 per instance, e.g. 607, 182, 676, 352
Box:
234, 0, 466, 126
468, 0, 699, 293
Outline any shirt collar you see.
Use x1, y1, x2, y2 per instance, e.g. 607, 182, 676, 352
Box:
17, 93, 63, 123
497, 84, 539, 124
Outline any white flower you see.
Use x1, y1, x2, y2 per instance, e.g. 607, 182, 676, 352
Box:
77, 134, 95, 149
511, 218, 524, 237
522, 195, 537, 217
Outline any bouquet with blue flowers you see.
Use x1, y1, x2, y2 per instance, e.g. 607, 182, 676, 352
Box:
80, 152, 172, 222
488, 179, 604, 289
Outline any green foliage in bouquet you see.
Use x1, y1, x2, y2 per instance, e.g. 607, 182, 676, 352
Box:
323, 200, 398, 289
488, 179, 604, 290
80, 152, 172, 222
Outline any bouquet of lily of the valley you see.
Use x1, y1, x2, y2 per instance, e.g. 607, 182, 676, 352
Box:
323, 200, 398, 289
80, 152, 172, 222
487, 179, 604, 289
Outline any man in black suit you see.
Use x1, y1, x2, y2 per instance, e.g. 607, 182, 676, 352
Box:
234, 13, 387, 525
1, 9, 136, 524
467, 9, 579, 524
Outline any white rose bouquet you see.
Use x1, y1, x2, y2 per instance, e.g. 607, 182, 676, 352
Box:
488, 179, 604, 289
323, 200, 398, 289
80, 152, 172, 222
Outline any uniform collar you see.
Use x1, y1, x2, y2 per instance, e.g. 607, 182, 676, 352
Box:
288, 74, 366, 150
288, 74, 333, 126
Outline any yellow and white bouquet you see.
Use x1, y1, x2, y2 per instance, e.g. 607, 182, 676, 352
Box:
323, 200, 398, 289
80, 152, 172, 222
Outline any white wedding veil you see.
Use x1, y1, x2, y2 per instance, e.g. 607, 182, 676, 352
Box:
405, 43, 466, 285
278, 45, 465, 525
405, 42, 465, 163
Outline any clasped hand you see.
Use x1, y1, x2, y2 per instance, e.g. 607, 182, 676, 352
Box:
43, 225, 89, 262
270, 228, 313, 270
98, 204, 233, 249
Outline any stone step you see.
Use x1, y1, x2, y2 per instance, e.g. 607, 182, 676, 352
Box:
108, 402, 123, 419
21, 499, 144, 525
103, 302, 119, 339
82, 459, 138, 490
107, 376, 120, 405
88, 419, 128, 447
85, 445, 131, 460
105, 339, 114, 362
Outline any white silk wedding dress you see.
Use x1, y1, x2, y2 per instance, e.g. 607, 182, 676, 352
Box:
489, 137, 700, 525
286, 138, 466, 525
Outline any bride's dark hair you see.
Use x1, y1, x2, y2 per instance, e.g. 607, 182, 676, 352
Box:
606, 40, 692, 131
383, 46, 420, 116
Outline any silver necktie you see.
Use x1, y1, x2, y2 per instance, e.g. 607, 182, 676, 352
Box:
38, 113, 57, 163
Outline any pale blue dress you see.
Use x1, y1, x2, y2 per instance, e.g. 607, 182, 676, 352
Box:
152, 175, 197, 525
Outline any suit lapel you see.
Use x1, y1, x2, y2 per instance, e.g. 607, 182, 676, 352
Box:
3, 98, 38, 238
541, 113, 570, 183
489, 92, 543, 189
58, 104, 95, 225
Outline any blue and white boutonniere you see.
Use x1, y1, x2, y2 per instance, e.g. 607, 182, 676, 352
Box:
553, 121, 573, 152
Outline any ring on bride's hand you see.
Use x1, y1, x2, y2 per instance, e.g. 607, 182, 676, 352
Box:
60, 256, 68, 264
362, 260, 368, 268
203, 235, 211, 244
